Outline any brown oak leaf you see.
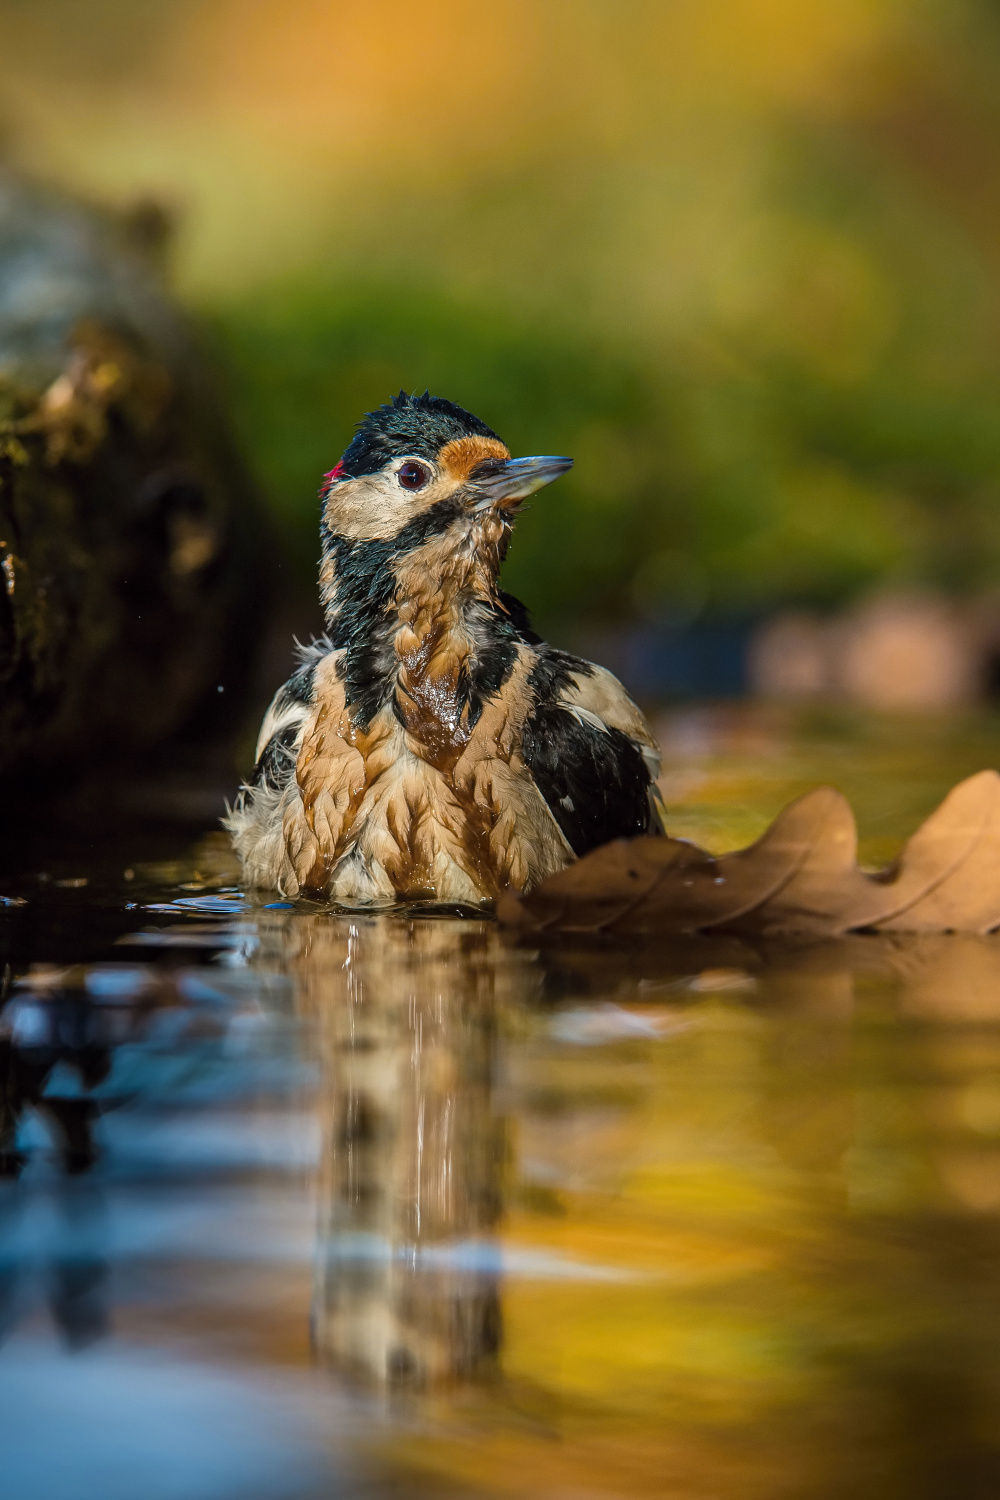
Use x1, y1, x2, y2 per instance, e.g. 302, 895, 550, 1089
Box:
496, 771, 1000, 938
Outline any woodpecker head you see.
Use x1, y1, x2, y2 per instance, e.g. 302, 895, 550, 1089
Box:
318, 392, 572, 627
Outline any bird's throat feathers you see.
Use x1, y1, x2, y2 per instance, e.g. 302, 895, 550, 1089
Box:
319, 506, 518, 746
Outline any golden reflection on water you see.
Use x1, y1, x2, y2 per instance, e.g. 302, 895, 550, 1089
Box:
256, 908, 1000, 1497
8, 711, 1000, 1495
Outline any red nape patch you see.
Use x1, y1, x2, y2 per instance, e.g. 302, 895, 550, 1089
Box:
323, 462, 345, 484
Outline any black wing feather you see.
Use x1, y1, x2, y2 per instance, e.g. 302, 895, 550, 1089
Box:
522, 703, 655, 857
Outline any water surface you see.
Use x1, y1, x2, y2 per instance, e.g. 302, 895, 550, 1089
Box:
4, 706, 1000, 1499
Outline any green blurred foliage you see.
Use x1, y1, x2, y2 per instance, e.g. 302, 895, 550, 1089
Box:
206, 282, 672, 626
9, 0, 1000, 627
205, 174, 1000, 633
196, 0, 1000, 628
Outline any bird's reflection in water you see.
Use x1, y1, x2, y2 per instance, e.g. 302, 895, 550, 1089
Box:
12, 870, 1000, 1493
296, 914, 531, 1389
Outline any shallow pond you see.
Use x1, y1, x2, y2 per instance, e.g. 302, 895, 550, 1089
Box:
5, 704, 1000, 1499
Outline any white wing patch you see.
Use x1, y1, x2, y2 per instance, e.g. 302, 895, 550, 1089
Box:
557, 662, 662, 781
252, 642, 341, 762
254, 695, 308, 764
567, 705, 609, 734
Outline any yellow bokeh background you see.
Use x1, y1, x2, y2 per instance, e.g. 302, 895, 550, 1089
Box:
4, 0, 1000, 631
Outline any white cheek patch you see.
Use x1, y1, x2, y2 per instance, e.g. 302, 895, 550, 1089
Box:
324, 471, 464, 542
323, 475, 404, 542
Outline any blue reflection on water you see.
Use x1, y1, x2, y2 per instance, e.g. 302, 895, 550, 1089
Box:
0, 1341, 343, 1500
0, 912, 347, 1500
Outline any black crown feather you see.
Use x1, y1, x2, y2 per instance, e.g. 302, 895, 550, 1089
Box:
337, 391, 502, 479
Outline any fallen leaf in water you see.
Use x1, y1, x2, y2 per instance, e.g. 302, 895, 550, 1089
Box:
497, 771, 1000, 938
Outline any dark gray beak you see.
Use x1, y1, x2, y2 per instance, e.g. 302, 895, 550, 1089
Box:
471, 454, 573, 511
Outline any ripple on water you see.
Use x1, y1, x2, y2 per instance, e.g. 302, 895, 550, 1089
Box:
5, 711, 1000, 1496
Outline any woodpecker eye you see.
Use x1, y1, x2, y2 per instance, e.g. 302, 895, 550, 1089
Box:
397, 461, 430, 491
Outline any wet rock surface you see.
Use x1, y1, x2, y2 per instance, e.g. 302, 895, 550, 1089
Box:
0, 174, 269, 781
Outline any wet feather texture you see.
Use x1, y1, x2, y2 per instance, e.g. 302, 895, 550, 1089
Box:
226, 393, 657, 905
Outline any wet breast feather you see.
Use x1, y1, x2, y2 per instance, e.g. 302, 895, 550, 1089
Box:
453, 649, 571, 894
297, 654, 490, 905
295, 654, 366, 889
